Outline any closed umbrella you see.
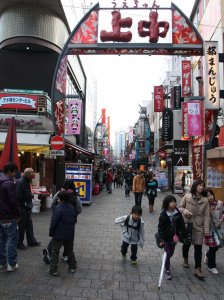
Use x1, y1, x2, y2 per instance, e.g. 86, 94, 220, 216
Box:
0, 117, 20, 170
158, 251, 167, 289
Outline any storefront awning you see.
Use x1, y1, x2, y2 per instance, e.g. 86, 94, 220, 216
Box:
65, 139, 98, 158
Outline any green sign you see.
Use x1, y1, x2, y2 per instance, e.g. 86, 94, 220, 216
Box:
3, 89, 44, 94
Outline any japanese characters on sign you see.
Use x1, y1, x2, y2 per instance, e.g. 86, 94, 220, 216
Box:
181, 61, 192, 97
171, 85, 182, 109
162, 109, 173, 141
110, 0, 160, 10
192, 144, 203, 180
64, 99, 82, 135
187, 100, 203, 137
0, 94, 37, 110
182, 102, 190, 140
204, 41, 220, 109
154, 86, 164, 112
173, 140, 189, 166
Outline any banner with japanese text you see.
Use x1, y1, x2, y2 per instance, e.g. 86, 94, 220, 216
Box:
181, 61, 192, 97
162, 109, 173, 141
171, 85, 182, 109
65, 99, 82, 135
187, 100, 203, 137
192, 144, 203, 180
204, 41, 220, 109
154, 86, 164, 112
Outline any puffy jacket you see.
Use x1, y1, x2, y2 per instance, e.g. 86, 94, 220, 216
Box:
49, 202, 75, 240
16, 175, 33, 209
0, 173, 20, 220
133, 174, 145, 193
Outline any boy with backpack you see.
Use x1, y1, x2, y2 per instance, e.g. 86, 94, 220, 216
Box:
48, 191, 77, 276
115, 205, 144, 264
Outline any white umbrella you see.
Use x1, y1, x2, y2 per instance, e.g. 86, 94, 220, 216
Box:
158, 251, 167, 289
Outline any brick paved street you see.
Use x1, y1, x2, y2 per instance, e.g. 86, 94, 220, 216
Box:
1, 187, 224, 299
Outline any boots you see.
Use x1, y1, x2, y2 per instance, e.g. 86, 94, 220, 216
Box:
149, 204, 153, 213
194, 268, 205, 279
182, 258, 189, 268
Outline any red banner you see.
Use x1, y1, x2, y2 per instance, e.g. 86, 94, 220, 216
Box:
0, 93, 37, 110
102, 108, 106, 125
154, 86, 164, 112
192, 144, 203, 180
181, 61, 192, 97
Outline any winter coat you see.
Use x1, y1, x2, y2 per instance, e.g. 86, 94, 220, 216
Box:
179, 193, 210, 245
205, 200, 224, 247
16, 175, 33, 209
133, 174, 145, 193
51, 190, 82, 223
49, 202, 75, 240
106, 172, 113, 184
145, 179, 158, 198
0, 173, 20, 220
158, 209, 186, 244
115, 214, 145, 246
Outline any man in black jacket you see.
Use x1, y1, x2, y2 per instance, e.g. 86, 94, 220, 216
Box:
0, 162, 20, 271
16, 168, 40, 249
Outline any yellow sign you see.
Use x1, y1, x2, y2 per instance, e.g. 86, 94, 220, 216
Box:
74, 182, 86, 198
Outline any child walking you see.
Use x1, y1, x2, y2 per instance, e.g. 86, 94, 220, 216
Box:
48, 191, 77, 276
115, 205, 144, 264
157, 195, 186, 280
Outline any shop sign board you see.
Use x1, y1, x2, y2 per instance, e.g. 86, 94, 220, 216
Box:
173, 140, 189, 166
65, 163, 92, 204
50, 150, 65, 156
171, 85, 182, 109
173, 166, 193, 194
3, 89, 44, 94
192, 144, 203, 180
187, 100, 203, 137
50, 135, 64, 150
154, 86, 164, 112
204, 41, 220, 109
162, 109, 173, 141
181, 61, 192, 97
0, 93, 37, 110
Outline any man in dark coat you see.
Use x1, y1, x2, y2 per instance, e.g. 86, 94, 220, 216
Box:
16, 168, 40, 249
0, 162, 20, 271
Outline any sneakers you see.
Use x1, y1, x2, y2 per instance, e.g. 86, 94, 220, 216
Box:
48, 269, 58, 276
208, 267, 219, 274
131, 260, 137, 265
0, 264, 7, 270
122, 254, 126, 261
61, 256, 68, 262
164, 270, 172, 280
7, 264, 18, 272
70, 268, 76, 273
43, 249, 50, 265
204, 251, 208, 264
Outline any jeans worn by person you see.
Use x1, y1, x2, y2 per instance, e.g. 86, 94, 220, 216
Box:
0, 220, 18, 267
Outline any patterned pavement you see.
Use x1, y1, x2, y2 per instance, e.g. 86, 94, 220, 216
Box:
1, 187, 224, 299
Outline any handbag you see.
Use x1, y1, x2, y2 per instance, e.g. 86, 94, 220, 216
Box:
214, 227, 224, 248
155, 232, 164, 248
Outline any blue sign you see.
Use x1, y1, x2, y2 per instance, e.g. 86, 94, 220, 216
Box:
65, 163, 92, 204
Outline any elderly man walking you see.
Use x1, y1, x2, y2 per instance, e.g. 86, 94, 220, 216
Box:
0, 162, 20, 271
16, 168, 40, 249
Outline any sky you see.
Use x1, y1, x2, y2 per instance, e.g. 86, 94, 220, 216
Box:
85, 0, 196, 145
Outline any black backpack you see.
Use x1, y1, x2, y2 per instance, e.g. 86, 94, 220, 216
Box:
124, 215, 141, 239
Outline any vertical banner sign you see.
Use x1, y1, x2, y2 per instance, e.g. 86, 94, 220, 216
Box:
192, 144, 203, 180
65, 163, 92, 204
204, 41, 220, 109
154, 86, 164, 112
171, 86, 181, 109
102, 108, 106, 125
187, 100, 203, 136
107, 116, 110, 147
162, 109, 173, 141
173, 140, 189, 166
182, 102, 191, 140
65, 99, 82, 135
182, 61, 192, 97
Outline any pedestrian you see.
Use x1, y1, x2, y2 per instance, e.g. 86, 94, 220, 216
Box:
132, 170, 145, 206
43, 179, 82, 265
179, 178, 210, 279
16, 168, 40, 249
124, 168, 134, 197
48, 191, 77, 276
115, 205, 144, 265
157, 195, 186, 280
106, 168, 113, 194
0, 162, 20, 272
204, 188, 224, 274
145, 172, 158, 213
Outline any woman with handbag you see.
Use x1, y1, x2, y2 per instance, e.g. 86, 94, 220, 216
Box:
204, 188, 224, 274
179, 179, 210, 279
